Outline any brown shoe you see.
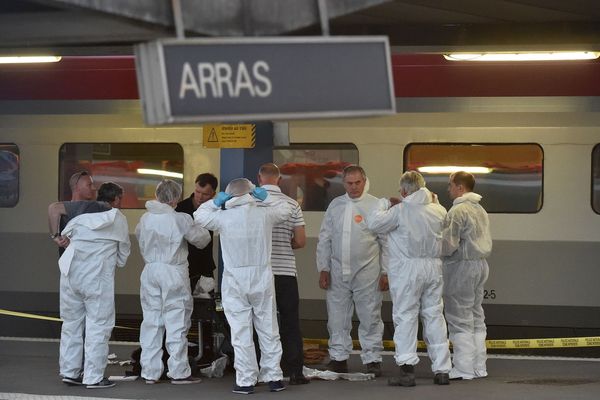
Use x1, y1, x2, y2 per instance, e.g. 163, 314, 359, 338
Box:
367, 362, 382, 377
325, 359, 348, 373
388, 364, 415, 387
289, 374, 310, 385
434, 373, 450, 385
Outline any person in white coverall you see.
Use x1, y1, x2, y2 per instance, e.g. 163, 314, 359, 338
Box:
58, 205, 130, 388
368, 171, 451, 387
442, 171, 492, 380
136, 179, 211, 385
194, 178, 292, 394
316, 165, 387, 377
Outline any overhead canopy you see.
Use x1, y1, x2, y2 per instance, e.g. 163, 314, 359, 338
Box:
0, 0, 599, 55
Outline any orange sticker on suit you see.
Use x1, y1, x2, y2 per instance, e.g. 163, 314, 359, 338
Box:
354, 215, 363, 223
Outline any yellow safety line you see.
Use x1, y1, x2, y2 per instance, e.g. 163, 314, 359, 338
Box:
4, 309, 600, 348
304, 336, 600, 350
0, 308, 138, 331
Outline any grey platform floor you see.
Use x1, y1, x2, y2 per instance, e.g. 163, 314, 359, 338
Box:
1, 337, 600, 400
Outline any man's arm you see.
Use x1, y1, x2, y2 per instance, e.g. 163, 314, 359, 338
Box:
115, 213, 131, 267
290, 204, 306, 249
193, 199, 221, 231
291, 225, 306, 249
367, 198, 400, 234
48, 202, 69, 247
441, 208, 463, 257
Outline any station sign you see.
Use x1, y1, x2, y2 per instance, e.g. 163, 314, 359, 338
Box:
135, 37, 395, 125
203, 124, 255, 148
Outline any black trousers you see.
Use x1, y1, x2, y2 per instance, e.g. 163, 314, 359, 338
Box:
274, 275, 304, 376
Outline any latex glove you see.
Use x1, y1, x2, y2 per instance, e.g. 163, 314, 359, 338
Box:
251, 187, 268, 201
213, 192, 232, 207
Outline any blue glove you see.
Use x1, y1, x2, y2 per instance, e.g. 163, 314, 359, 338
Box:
213, 192, 232, 207
251, 187, 268, 201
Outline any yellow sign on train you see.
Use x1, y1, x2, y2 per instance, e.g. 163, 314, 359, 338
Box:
203, 124, 256, 148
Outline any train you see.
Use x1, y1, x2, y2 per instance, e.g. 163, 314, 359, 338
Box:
1, 54, 600, 342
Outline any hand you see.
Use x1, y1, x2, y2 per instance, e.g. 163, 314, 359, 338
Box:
213, 192, 232, 207
378, 275, 389, 291
431, 192, 439, 203
319, 271, 330, 290
54, 236, 70, 248
251, 187, 268, 201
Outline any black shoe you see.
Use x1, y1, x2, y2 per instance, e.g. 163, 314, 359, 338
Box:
171, 375, 202, 385
86, 378, 116, 389
388, 364, 416, 387
232, 384, 254, 395
289, 373, 310, 385
268, 380, 286, 392
434, 373, 450, 385
62, 376, 84, 386
366, 362, 382, 377
325, 359, 348, 373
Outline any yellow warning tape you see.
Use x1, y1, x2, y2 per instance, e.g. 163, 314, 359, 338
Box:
4, 309, 600, 348
486, 337, 600, 349
304, 337, 600, 350
0, 308, 138, 331
304, 338, 430, 350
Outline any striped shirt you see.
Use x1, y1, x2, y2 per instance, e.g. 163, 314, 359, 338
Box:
263, 184, 305, 277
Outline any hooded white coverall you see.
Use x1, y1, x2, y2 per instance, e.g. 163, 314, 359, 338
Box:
368, 188, 451, 373
58, 208, 130, 385
136, 200, 211, 381
316, 190, 385, 364
194, 193, 292, 387
442, 192, 492, 379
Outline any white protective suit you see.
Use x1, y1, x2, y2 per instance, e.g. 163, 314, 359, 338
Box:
58, 208, 130, 385
194, 193, 291, 387
316, 189, 385, 364
136, 200, 211, 381
442, 192, 492, 379
368, 187, 451, 373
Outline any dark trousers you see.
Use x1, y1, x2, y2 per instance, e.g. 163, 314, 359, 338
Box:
274, 275, 304, 376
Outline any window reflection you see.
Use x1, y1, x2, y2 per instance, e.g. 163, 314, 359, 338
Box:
59, 143, 183, 209
404, 143, 543, 213
0, 144, 19, 207
274, 144, 358, 211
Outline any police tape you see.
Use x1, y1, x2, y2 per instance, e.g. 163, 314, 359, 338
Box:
304, 337, 600, 350
4, 309, 600, 348
0, 308, 138, 331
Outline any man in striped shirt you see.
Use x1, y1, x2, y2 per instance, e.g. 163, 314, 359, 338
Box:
258, 163, 310, 385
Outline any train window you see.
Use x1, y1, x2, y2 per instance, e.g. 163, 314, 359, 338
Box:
0, 144, 19, 208
273, 143, 358, 211
592, 144, 600, 214
404, 143, 543, 213
59, 143, 183, 209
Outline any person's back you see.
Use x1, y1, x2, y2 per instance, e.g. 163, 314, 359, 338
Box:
193, 178, 291, 393
58, 208, 130, 388
368, 171, 451, 387
444, 192, 492, 262
137, 200, 207, 267
136, 180, 208, 385
197, 193, 289, 269
387, 187, 447, 260
61, 208, 130, 274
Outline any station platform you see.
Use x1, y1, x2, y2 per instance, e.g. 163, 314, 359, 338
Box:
1, 337, 599, 400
